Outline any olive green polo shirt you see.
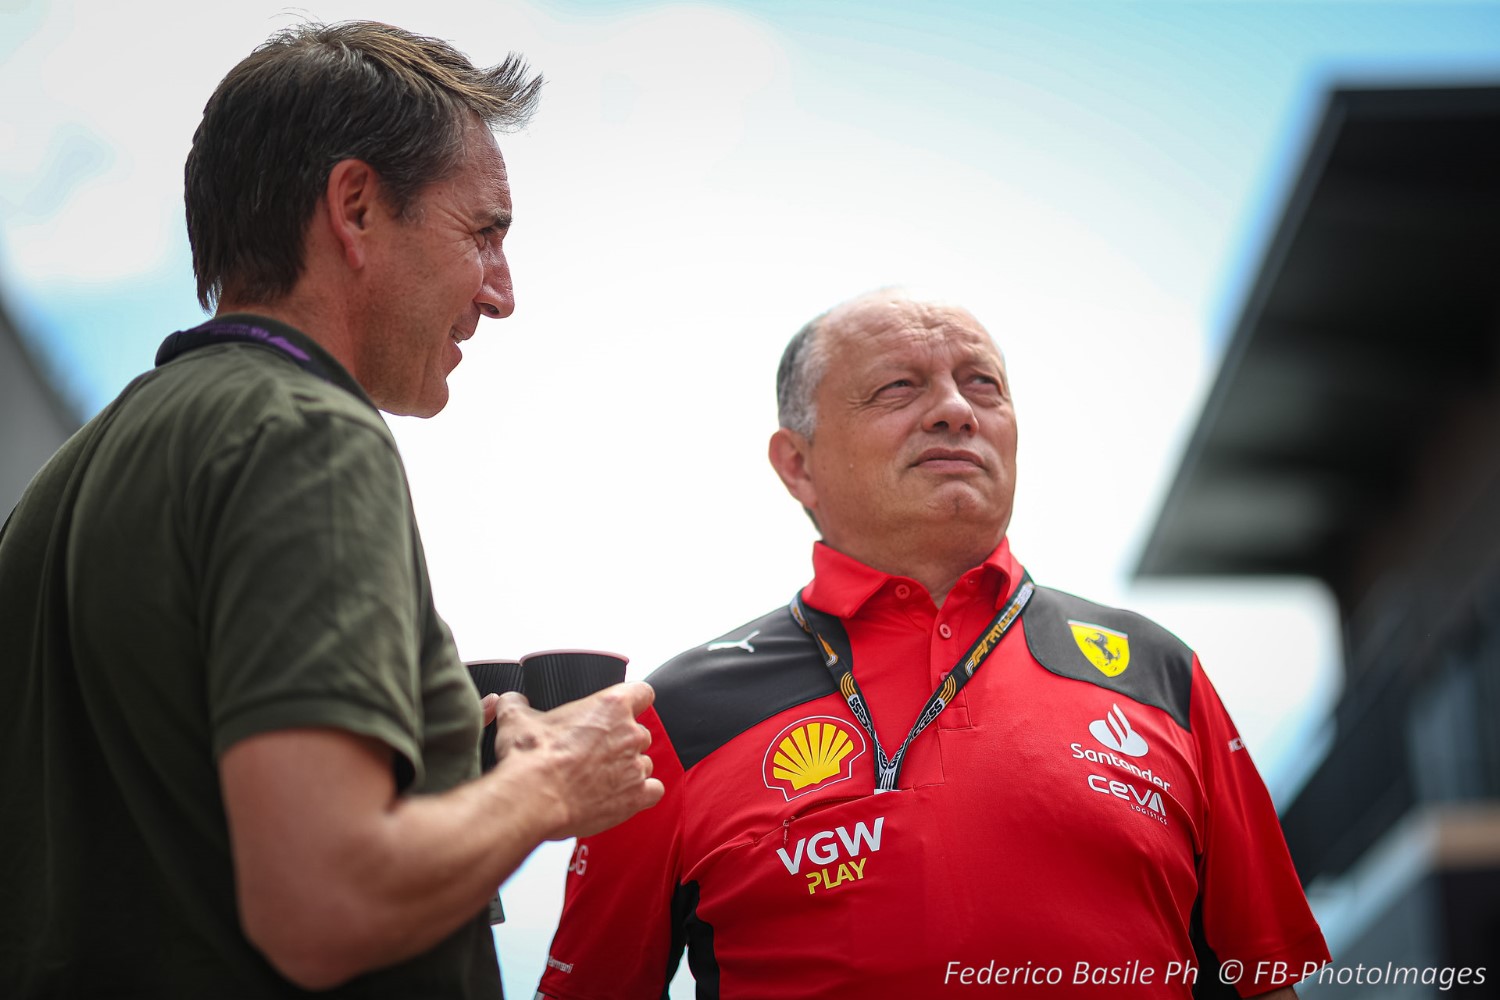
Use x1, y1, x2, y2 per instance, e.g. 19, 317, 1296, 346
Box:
0, 315, 498, 997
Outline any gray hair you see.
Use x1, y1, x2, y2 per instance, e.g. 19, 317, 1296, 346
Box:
775, 309, 832, 438
776, 287, 1006, 439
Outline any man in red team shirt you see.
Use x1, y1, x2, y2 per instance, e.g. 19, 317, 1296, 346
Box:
538, 289, 1329, 999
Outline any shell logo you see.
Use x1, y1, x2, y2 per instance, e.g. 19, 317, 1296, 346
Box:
762, 715, 866, 801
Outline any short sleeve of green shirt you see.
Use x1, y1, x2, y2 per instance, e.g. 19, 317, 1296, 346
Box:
193, 402, 430, 779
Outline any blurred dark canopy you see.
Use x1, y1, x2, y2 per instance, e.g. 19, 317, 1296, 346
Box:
1135, 85, 1500, 608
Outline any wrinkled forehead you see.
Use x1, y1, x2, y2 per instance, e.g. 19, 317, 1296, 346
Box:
463, 122, 512, 202
822, 295, 1005, 368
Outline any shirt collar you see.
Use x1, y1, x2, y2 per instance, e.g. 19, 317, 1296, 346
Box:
802, 537, 1024, 617
158, 313, 377, 412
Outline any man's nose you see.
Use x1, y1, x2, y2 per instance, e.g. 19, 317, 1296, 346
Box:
923, 378, 976, 434
476, 247, 515, 320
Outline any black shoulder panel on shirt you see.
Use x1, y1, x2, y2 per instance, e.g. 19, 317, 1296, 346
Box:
1022, 585, 1195, 732
650, 606, 835, 771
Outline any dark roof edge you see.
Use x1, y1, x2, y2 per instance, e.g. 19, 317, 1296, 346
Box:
1132, 87, 1351, 578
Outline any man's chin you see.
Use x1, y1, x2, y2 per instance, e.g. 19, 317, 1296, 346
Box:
923, 482, 998, 512
377, 386, 449, 419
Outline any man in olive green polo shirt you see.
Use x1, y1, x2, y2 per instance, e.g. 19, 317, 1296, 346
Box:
0, 22, 661, 998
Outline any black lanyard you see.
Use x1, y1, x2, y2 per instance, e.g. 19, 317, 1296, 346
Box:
155, 319, 338, 385
790, 572, 1034, 792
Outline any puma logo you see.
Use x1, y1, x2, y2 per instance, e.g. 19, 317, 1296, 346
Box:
707, 629, 760, 653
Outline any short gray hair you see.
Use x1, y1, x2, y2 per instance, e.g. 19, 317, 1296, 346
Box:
775, 310, 832, 438
777, 289, 1008, 439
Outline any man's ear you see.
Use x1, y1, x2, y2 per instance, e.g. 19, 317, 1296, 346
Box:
322, 159, 381, 270
768, 427, 818, 514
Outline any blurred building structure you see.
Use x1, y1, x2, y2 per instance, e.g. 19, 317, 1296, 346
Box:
1138, 85, 1500, 993
2, 297, 78, 514
4, 76, 1496, 994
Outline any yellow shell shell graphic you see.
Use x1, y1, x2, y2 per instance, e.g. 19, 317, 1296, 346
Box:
771, 721, 858, 790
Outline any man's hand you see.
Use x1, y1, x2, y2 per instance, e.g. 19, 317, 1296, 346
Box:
489, 681, 665, 840
220, 681, 661, 989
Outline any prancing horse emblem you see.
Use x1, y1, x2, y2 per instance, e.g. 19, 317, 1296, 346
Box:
1067, 620, 1130, 677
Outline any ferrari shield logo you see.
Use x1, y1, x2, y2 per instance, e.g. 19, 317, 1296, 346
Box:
1068, 620, 1130, 677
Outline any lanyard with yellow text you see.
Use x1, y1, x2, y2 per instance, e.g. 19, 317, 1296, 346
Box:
790, 572, 1034, 793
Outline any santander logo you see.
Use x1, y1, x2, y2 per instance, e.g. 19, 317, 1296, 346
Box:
1089, 703, 1148, 758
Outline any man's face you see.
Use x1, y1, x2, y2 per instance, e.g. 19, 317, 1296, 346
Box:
360, 123, 514, 417
786, 296, 1018, 560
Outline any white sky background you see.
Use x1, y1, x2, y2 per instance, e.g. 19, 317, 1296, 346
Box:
5, 0, 1500, 993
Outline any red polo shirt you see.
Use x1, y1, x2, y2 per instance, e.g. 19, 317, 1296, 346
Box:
538, 541, 1328, 998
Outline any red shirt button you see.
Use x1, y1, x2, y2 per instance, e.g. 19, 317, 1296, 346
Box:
938, 623, 953, 639
895, 584, 911, 599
